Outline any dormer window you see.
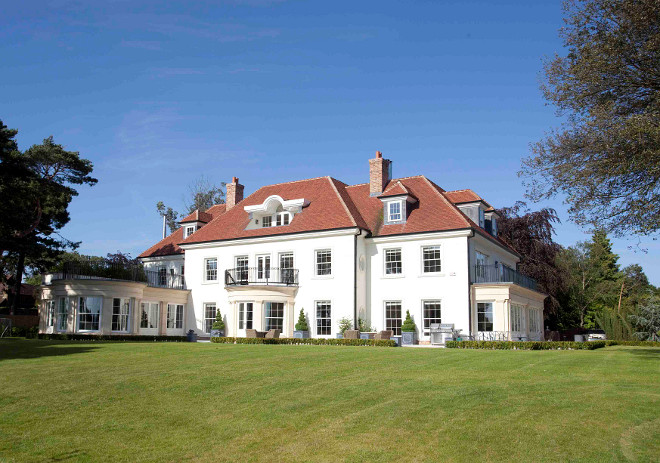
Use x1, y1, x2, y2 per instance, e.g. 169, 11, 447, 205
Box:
388, 201, 402, 222
262, 216, 272, 228
184, 225, 196, 238
276, 212, 291, 226
244, 195, 310, 231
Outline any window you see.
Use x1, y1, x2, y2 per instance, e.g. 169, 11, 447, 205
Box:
180, 265, 185, 275
112, 298, 131, 332
238, 302, 253, 330
158, 267, 167, 286
384, 248, 402, 275
511, 304, 524, 332
276, 212, 290, 226
422, 301, 442, 335
477, 302, 493, 332
385, 301, 402, 336
184, 225, 195, 238
46, 300, 55, 327
279, 252, 294, 283
316, 301, 331, 335
78, 296, 102, 332
262, 216, 272, 227
204, 303, 217, 333
236, 256, 248, 281
140, 302, 159, 329
422, 246, 441, 273
205, 258, 217, 281
388, 201, 402, 222
57, 298, 68, 331
315, 250, 332, 276
475, 251, 488, 279
479, 208, 485, 228
264, 302, 284, 331
529, 308, 539, 333
491, 217, 498, 237
167, 304, 184, 329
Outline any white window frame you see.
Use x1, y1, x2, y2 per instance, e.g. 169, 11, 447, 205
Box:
510, 303, 525, 333
111, 297, 131, 332
421, 245, 442, 274
262, 215, 272, 227
384, 301, 402, 336
140, 301, 159, 330
314, 249, 332, 277
184, 225, 195, 238
315, 300, 332, 336
57, 297, 68, 332
264, 302, 284, 331
383, 248, 402, 276
204, 257, 218, 283
46, 300, 55, 327
167, 303, 184, 330
422, 300, 442, 336
77, 296, 103, 333
388, 200, 403, 222
204, 303, 217, 333
477, 302, 494, 333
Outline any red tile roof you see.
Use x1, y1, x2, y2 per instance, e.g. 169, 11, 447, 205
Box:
445, 189, 495, 211
138, 204, 226, 258
378, 181, 412, 198
180, 209, 213, 224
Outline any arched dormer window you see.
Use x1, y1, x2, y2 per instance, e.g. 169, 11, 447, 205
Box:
243, 195, 309, 230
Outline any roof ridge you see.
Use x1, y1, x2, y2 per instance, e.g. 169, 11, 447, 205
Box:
445, 188, 475, 194
346, 175, 426, 189
327, 177, 358, 228
251, 175, 334, 189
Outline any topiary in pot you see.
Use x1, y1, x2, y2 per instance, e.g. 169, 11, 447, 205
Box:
400, 310, 417, 345
293, 309, 309, 339
211, 309, 225, 337
337, 317, 353, 339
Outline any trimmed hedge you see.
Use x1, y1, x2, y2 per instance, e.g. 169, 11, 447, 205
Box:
211, 336, 397, 347
7, 326, 39, 338
445, 340, 607, 350
37, 333, 188, 342
605, 340, 660, 347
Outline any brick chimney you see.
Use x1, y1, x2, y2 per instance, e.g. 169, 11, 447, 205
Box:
369, 151, 392, 196
226, 176, 244, 210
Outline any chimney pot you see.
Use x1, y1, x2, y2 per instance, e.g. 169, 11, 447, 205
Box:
376, 151, 382, 158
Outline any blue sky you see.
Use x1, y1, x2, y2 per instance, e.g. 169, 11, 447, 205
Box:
2, 0, 658, 284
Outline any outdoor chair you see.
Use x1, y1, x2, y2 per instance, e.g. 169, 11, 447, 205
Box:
375, 330, 393, 341
246, 329, 258, 338
344, 330, 360, 339
265, 329, 281, 339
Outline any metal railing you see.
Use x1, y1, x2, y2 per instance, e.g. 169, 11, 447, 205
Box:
225, 267, 299, 286
473, 264, 537, 291
48, 261, 186, 290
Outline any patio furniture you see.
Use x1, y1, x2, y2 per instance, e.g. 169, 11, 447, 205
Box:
265, 329, 281, 339
375, 330, 393, 341
343, 330, 360, 339
246, 329, 258, 338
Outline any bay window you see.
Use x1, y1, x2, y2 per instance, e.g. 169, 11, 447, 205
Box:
57, 298, 68, 331
264, 302, 284, 331
140, 302, 159, 329
167, 304, 184, 329
112, 298, 131, 332
78, 296, 102, 332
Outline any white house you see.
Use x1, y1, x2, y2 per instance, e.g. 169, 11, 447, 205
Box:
39, 152, 546, 343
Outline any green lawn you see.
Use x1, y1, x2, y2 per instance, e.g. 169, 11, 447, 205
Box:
0, 340, 658, 463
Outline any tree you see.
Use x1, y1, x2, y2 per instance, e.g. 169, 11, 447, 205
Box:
0, 123, 97, 314
211, 309, 225, 331
521, 0, 660, 237
628, 295, 660, 341
294, 309, 308, 331
156, 176, 225, 234
497, 202, 564, 326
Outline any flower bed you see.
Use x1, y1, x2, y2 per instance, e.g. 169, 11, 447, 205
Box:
211, 336, 397, 347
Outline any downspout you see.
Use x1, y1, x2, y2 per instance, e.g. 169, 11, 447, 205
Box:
467, 229, 474, 338
353, 230, 360, 330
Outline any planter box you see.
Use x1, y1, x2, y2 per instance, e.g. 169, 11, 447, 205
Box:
392, 335, 402, 346
293, 330, 309, 339
336, 333, 344, 339
210, 329, 224, 338
401, 331, 417, 346
360, 332, 377, 340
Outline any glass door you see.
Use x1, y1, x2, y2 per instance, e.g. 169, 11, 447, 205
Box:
237, 302, 254, 337
256, 255, 270, 282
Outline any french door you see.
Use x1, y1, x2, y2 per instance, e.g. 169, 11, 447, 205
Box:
256, 255, 271, 281
237, 302, 254, 337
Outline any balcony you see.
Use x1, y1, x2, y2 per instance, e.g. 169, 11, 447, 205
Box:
225, 267, 299, 287
472, 264, 538, 292
46, 261, 186, 290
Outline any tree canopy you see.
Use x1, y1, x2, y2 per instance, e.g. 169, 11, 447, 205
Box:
521, 0, 660, 237
157, 176, 225, 233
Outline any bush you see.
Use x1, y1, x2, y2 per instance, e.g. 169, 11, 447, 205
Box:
37, 333, 187, 342
337, 317, 353, 334
211, 310, 225, 331
604, 340, 660, 347
445, 340, 607, 350
294, 309, 308, 331
210, 336, 397, 347
401, 310, 416, 332
9, 326, 39, 338
358, 317, 374, 332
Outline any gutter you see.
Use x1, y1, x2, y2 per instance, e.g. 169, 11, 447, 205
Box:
353, 230, 360, 329
467, 228, 474, 338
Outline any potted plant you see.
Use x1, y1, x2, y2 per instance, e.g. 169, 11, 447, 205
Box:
210, 309, 225, 338
293, 309, 309, 339
358, 317, 376, 339
337, 317, 353, 338
400, 310, 417, 346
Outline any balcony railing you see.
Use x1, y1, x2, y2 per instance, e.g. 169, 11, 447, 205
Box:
47, 261, 186, 290
473, 264, 538, 291
225, 267, 299, 286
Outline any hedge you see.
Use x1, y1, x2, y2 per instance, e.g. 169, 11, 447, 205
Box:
605, 340, 660, 347
37, 333, 188, 342
6, 326, 39, 338
445, 340, 607, 350
211, 337, 397, 347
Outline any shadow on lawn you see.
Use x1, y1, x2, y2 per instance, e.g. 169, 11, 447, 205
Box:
0, 339, 101, 362
620, 348, 660, 359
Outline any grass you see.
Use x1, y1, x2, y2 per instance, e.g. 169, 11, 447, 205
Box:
0, 340, 658, 463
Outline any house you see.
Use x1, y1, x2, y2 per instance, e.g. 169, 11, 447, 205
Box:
39, 152, 546, 343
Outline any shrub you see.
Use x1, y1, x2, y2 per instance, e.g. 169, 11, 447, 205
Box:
358, 317, 374, 332
37, 333, 187, 342
604, 340, 660, 347
294, 309, 309, 331
210, 336, 397, 347
445, 340, 607, 350
401, 310, 416, 332
337, 317, 353, 334
9, 326, 39, 338
211, 310, 225, 331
